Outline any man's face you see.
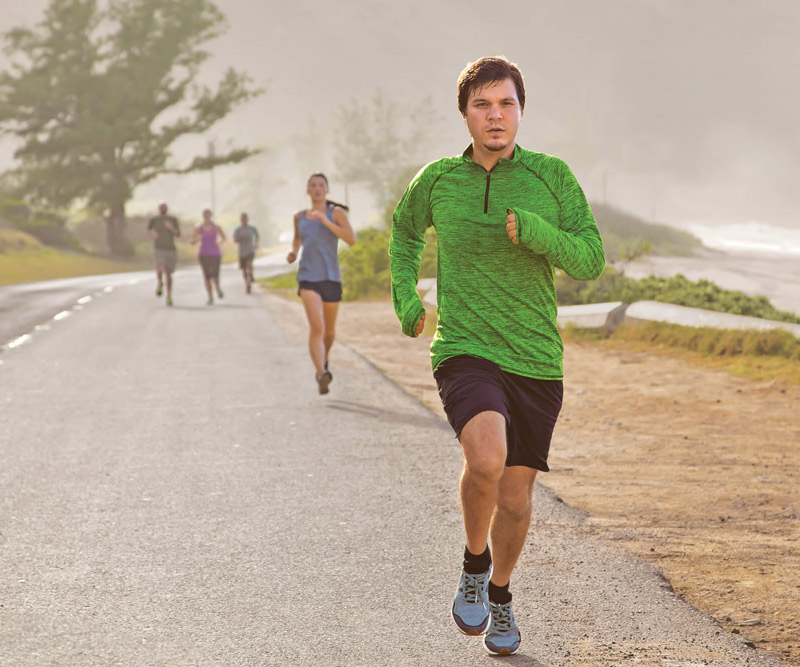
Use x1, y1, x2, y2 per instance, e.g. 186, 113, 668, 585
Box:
158, 203, 167, 216
463, 78, 522, 154
241, 214, 249, 225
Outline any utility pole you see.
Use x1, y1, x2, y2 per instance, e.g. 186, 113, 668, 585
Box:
208, 140, 217, 213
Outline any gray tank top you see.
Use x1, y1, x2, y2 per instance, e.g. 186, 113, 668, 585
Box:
297, 205, 342, 282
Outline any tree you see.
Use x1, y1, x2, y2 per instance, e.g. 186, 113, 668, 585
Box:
0, 0, 262, 255
333, 90, 439, 211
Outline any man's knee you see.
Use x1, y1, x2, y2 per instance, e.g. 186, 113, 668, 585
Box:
496, 471, 536, 521
496, 492, 533, 523
466, 453, 505, 484
460, 411, 507, 483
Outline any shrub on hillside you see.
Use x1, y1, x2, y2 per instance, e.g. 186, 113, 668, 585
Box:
339, 226, 437, 301
559, 270, 800, 324
1, 199, 82, 250
591, 203, 702, 260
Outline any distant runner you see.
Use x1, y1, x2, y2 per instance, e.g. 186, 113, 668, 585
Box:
233, 212, 259, 293
147, 202, 180, 307
191, 209, 226, 305
287, 173, 355, 394
390, 56, 604, 656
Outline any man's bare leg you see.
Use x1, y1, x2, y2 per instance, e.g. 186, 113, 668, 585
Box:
489, 466, 537, 586
458, 410, 507, 555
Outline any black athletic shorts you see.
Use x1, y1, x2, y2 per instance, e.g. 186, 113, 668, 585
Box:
297, 280, 342, 303
199, 255, 221, 280
239, 253, 254, 269
433, 354, 563, 471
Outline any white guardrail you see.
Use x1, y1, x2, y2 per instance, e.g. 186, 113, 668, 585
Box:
416, 280, 800, 337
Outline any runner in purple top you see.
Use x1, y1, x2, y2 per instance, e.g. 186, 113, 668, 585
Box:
191, 208, 226, 305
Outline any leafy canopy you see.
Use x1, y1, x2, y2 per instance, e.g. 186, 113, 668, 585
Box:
0, 0, 261, 213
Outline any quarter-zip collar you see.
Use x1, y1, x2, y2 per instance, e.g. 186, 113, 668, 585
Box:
462, 143, 521, 172
463, 144, 520, 213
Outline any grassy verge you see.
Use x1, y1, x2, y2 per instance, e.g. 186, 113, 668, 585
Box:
563, 321, 800, 384
0, 230, 150, 286
258, 271, 300, 302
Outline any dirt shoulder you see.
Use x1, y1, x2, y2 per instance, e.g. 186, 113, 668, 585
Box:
335, 299, 800, 666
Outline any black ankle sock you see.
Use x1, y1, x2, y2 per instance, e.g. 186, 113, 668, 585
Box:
488, 581, 512, 605
463, 545, 491, 574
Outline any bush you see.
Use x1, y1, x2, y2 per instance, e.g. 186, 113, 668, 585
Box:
338, 225, 438, 301
559, 270, 800, 324
1, 199, 82, 250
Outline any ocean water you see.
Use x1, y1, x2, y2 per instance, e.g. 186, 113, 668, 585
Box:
686, 222, 800, 256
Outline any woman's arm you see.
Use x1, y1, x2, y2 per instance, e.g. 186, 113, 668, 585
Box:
217, 225, 227, 244
190, 226, 200, 244
287, 212, 302, 263
315, 207, 356, 246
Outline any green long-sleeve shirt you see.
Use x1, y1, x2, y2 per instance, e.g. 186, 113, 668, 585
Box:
390, 144, 604, 380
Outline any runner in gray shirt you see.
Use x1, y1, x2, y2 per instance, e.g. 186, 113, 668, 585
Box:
233, 212, 259, 293
147, 202, 180, 306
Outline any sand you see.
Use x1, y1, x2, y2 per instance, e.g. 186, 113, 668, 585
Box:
334, 299, 800, 665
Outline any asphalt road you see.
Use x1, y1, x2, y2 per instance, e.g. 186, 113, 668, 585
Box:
0, 263, 787, 666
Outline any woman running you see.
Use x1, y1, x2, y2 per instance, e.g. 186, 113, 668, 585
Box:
192, 208, 226, 305
287, 173, 356, 394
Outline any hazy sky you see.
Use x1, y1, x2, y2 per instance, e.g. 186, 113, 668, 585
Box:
1, 0, 799, 233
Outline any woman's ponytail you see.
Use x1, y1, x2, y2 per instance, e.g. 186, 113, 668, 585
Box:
325, 199, 349, 212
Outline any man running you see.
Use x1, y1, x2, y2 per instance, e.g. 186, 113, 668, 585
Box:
233, 212, 260, 293
148, 202, 180, 306
390, 56, 604, 656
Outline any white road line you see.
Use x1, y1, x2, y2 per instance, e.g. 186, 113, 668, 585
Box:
4, 334, 32, 350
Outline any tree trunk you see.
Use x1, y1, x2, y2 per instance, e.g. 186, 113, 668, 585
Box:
106, 201, 133, 256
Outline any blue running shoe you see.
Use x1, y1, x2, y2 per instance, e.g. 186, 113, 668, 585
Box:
483, 601, 521, 656
452, 567, 491, 635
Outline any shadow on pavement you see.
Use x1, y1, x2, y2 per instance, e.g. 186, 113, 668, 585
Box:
168, 304, 253, 311
506, 656, 548, 666
325, 399, 450, 432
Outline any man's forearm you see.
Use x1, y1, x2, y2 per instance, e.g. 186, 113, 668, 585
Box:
512, 207, 604, 280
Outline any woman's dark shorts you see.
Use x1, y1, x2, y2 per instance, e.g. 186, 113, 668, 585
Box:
199, 255, 221, 280
297, 280, 342, 303
433, 354, 563, 471
239, 253, 254, 269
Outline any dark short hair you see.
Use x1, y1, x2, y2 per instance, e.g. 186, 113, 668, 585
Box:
457, 56, 525, 115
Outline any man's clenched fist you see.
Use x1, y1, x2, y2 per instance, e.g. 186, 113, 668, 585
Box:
506, 209, 518, 244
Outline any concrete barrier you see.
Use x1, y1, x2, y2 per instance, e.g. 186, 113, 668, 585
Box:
556, 302, 628, 331
413, 280, 800, 339
417, 278, 438, 307
624, 301, 800, 337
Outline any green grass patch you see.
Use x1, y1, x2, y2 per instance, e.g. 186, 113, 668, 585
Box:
0, 240, 150, 286
260, 270, 297, 290
563, 321, 800, 384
